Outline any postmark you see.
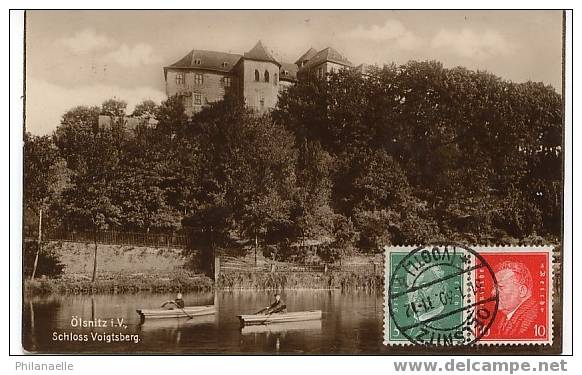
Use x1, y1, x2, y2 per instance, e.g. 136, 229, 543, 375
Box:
384, 245, 554, 346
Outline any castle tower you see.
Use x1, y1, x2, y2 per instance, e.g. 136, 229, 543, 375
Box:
233, 40, 281, 113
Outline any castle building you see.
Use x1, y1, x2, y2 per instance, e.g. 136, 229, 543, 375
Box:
163, 41, 353, 116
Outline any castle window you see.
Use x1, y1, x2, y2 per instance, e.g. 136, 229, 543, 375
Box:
193, 93, 202, 106
175, 72, 185, 85
283, 70, 288, 76
224, 77, 232, 88
194, 73, 203, 85
194, 59, 201, 65
259, 95, 265, 109
264, 70, 270, 82
182, 96, 191, 108
254, 70, 260, 82
273, 73, 278, 85
222, 62, 228, 68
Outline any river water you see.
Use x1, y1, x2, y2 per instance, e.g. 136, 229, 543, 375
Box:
23, 290, 387, 354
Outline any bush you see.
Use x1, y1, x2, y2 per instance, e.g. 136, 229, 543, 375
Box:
23, 241, 65, 278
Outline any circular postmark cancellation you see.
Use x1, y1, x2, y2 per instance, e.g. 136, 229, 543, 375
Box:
387, 244, 499, 346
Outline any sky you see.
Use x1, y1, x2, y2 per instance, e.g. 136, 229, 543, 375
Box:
25, 10, 563, 135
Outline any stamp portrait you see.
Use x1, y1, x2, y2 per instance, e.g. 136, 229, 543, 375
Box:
477, 250, 553, 344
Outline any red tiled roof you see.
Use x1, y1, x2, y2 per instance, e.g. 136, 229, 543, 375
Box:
166, 49, 242, 73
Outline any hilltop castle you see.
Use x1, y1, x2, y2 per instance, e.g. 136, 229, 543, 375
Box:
163, 40, 361, 116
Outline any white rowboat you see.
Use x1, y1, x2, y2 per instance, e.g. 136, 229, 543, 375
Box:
136, 305, 215, 320
238, 310, 322, 326
241, 319, 322, 334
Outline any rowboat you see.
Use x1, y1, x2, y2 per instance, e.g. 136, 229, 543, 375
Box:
238, 310, 322, 326
241, 319, 322, 334
136, 305, 215, 321
139, 314, 216, 332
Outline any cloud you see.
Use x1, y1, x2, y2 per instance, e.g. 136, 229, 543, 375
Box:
57, 30, 159, 67
25, 79, 166, 135
58, 29, 115, 54
339, 19, 423, 50
103, 43, 161, 68
430, 29, 517, 60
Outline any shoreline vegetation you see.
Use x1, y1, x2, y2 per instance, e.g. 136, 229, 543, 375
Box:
24, 272, 383, 296
24, 275, 214, 295
24, 240, 384, 296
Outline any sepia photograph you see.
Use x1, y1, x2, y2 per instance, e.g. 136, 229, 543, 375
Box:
19, 10, 566, 355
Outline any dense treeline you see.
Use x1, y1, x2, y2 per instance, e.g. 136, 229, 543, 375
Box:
24, 60, 562, 261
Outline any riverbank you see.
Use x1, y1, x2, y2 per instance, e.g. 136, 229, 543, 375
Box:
216, 272, 383, 291
24, 241, 384, 295
24, 272, 214, 295
25, 271, 383, 295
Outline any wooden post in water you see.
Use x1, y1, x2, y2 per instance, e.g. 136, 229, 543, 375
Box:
30, 208, 42, 280
214, 257, 220, 282
92, 229, 98, 282
254, 230, 258, 266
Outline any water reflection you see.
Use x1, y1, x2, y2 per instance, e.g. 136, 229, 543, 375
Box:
23, 290, 385, 354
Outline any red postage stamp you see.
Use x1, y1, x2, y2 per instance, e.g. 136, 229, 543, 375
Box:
476, 246, 554, 345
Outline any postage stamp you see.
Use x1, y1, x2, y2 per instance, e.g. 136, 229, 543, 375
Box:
384, 245, 554, 346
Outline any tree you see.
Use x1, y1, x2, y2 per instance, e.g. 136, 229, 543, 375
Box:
291, 140, 335, 242
54, 104, 123, 281
156, 95, 188, 136
132, 99, 158, 119
24, 133, 70, 278
100, 98, 127, 117
196, 104, 296, 262
319, 214, 357, 263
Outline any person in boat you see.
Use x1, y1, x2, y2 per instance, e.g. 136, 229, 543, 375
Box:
161, 292, 185, 309
258, 293, 287, 315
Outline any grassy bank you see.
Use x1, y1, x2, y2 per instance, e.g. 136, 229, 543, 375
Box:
47, 241, 191, 275
25, 241, 383, 294
26, 271, 382, 295
25, 273, 213, 295
216, 271, 383, 291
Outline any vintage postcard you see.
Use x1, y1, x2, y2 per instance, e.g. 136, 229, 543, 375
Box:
19, 10, 566, 355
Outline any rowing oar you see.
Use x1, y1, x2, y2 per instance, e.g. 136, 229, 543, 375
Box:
178, 306, 194, 320
255, 307, 269, 315
162, 301, 194, 320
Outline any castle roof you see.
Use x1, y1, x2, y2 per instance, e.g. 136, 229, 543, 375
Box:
294, 47, 318, 65
165, 49, 242, 73
244, 40, 281, 66
302, 47, 353, 70
279, 62, 298, 81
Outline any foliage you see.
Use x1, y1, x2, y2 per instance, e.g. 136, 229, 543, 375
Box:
195, 103, 296, 250
131, 99, 158, 118
291, 140, 335, 240
23, 241, 65, 278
